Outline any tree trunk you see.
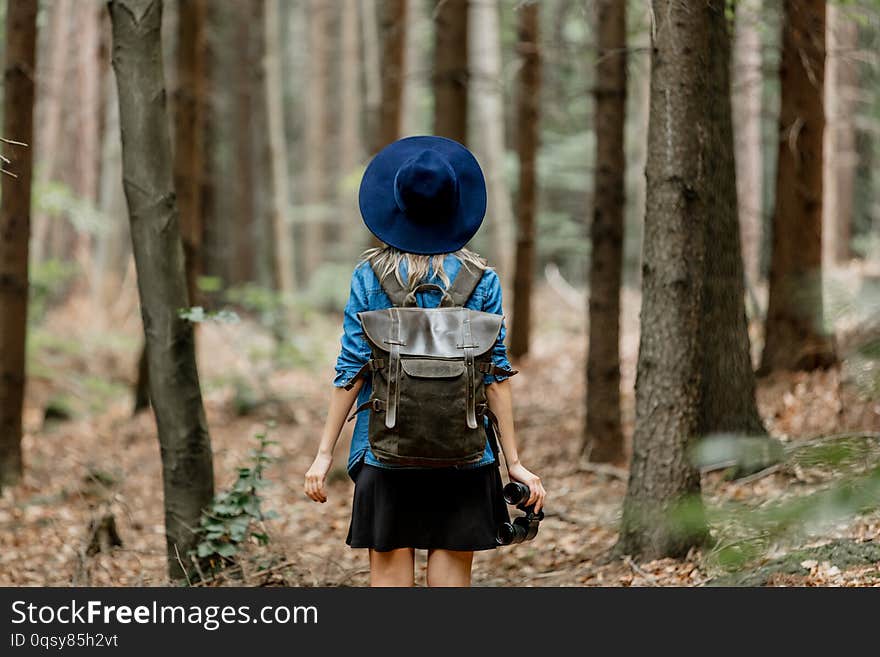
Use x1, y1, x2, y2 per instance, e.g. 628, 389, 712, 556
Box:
232, 1, 256, 285
264, 0, 296, 292
0, 0, 38, 489
109, 0, 214, 580
432, 0, 468, 143
584, 0, 626, 464
339, 0, 363, 175
760, 0, 836, 373
615, 0, 712, 560
732, 0, 763, 289
301, 0, 329, 280
174, 0, 208, 304
361, 0, 382, 147
73, 1, 102, 292
700, 4, 768, 439
200, 1, 220, 285
31, 0, 71, 263
376, 0, 407, 152
508, 1, 540, 359
823, 3, 858, 266
468, 0, 513, 278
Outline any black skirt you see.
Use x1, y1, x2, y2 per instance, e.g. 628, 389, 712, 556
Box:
346, 457, 511, 552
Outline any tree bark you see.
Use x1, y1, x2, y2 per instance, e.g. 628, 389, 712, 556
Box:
264, 0, 296, 292
301, 0, 329, 279
731, 0, 763, 289
760, 0, 836, 373
31, 0, 71, 263
823, 3, 858, 266
0, 0, 38, 489
700, 5, 768, 439
468, 0, 513, 279
174, 0, 208, 304
615, 0, 712, 560
361, 0, 382, 147
432, 0, 468, 143
584, 0, 626, 464
509, 1, 540, 359
109, 0, 214, 580
339, 0, 363, 173
376, 0, 407, 152
232, 1, 256, 285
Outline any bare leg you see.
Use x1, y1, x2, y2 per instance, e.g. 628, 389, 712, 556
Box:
369, 548, 415, 587
426, 549, 474, 587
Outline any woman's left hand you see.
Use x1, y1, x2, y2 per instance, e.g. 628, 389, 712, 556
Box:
507, 462, 546, 514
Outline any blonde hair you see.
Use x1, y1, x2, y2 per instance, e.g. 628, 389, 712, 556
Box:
361, 245, 489, 293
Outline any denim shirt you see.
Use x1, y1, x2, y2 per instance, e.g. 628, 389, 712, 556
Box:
333, 254, 515, 476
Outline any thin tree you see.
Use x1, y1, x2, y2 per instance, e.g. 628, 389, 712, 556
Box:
760, 0, 836, 373
0, 0, 38, 489
823, 3, 858, 265
732, 0, 764, 291
616, 0, 714, 560
339, 0, 363, 174
31, 0, 71, 264
432, 0, 468, 143
232, 0, 257, 285
469, 0, 513, 279
376, 0, 408, 152
509, 1, 540, 359
264, 0, 295, 292
301, 0, 329, 280
109, 0, 214, 580
174, 0, 208, 303
700, 3, 767, 440
584, 0, 626, 464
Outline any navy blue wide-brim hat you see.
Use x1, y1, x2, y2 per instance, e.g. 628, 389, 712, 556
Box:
358, 135, 487, 255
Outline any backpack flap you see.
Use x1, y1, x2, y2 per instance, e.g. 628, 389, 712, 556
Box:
357, 307, 503, 358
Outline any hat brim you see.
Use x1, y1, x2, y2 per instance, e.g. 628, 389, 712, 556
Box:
358, 136, 487, 255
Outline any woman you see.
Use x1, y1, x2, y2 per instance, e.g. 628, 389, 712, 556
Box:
304, 135, 545, 587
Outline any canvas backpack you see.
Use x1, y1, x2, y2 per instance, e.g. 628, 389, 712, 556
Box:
344, 256, 517, 467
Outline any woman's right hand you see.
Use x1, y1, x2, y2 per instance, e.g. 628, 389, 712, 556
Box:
304, 452, 333, 503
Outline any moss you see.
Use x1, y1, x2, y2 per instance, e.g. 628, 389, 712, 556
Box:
709, 539, 880, 586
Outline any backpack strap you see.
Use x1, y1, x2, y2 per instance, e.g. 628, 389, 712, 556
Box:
370, 254, 488, 308
385, 306, 402, 429
369, 255, 408, 307
461, 308, 479, 429
447, 258, 488, 307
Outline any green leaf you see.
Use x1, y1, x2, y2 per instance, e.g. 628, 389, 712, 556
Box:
215, 542, 238, 558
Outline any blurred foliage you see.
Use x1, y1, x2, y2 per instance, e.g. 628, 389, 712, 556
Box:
689, 431, 880, 576
33, 180, 109, 236
28, 259, 77, 322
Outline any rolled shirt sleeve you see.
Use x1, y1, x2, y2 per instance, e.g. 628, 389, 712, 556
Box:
480, 269, 515, 385
333, 264, 372, 388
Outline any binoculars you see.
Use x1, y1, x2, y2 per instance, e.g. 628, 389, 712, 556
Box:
496, 481, 544, 546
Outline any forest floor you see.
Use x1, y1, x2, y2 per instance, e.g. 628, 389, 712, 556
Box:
2, 267, 880, 587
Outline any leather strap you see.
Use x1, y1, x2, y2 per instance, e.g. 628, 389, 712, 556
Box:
369, 256, 408, 307
403, 283, 454, 307
477, 402, 502, 464
477, 363, 519, 378
342, 359, 386, 390
385, 307, 402, 429
347, 398, 386, 423
462, 308, 478, 429
447, 257, 487, 307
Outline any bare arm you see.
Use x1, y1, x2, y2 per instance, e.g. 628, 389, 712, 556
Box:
304, 380, 363, 503
486, 378, 546, 513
